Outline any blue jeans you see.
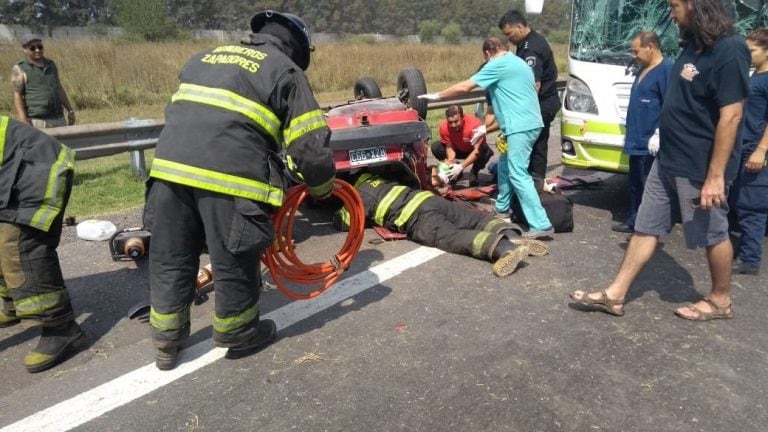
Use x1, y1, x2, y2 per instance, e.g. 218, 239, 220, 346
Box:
495, 128, 551, 230
732, 149, 768, 266
625, 154, 655, 228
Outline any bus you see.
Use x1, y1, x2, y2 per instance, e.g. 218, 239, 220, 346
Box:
558, 0, 767, 174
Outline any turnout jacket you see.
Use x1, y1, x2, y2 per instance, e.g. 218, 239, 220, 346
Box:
336, 173, 435, 232
0, 116, 75, 232
150, 35, 335, 207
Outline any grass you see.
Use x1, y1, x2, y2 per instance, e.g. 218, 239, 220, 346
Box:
0, 39, 569, 219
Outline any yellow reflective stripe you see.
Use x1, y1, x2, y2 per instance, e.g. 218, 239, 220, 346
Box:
471, 232, 491, 257
14, 290, 67, 316
172, 83, 281, 143
374, 186, 406, 226
150, 158, 284, 207
355, 172, 374, 188
29, 146, 75, 232
283, 109, 327, 147
150, 305, 190, 331
213, 302, 259, 334
0, 116, 8, 169
482, 218, 507, 233
308, 176, 335, 198
394, 192, 433, 230
339, 208, 350, 229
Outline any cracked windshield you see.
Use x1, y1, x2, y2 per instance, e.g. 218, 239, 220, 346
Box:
570, 0, 768, 66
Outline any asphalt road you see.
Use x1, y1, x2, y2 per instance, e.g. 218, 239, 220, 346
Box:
1, 123, 767, 432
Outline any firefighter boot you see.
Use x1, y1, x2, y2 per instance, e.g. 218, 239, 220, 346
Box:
0, 300, 20, 328
225, 319, 277, 360
491, 239, 530, 277
154, 325, 190, 371
24, 321, 84, 373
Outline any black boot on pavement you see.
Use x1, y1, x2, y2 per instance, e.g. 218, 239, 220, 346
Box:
154, 325, 190, 371
24, 321, 84, 373
225, 319, 277, 360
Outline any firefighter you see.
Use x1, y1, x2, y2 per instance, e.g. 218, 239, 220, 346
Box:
334, 172, 549, 277
145, 11, 336, 370
0, 115, 84, 373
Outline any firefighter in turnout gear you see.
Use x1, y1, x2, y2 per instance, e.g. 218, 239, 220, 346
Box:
146, 11, 335, 370
334, 172, 549, 277
0, 115, 84, 373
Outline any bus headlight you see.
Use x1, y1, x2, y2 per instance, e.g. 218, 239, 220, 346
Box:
561, 140, 575, 156
564, 77, 598, 115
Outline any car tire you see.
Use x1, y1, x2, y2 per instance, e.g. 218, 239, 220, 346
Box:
396, 68, 428, 120
353, 77, 382, 100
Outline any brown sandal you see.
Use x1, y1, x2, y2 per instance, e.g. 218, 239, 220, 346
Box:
674, 297, 734, 321
569, 289, 625, 316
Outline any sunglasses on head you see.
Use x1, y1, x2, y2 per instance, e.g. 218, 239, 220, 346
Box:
27, 44, 43, 51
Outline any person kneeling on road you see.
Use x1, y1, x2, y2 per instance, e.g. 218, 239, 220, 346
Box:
430, 105, 493, 187
334, 171, 549, 277
0, 115, 84, 373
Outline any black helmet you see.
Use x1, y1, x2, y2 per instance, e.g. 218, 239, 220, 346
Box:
250, 10, 312, 70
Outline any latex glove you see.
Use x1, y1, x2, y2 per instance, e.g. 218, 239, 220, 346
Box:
648, 129, 660, 156
448, 163, 464, 181
470, 125, 487, 145
417, 93, 441, 101
437, 171, 450, 185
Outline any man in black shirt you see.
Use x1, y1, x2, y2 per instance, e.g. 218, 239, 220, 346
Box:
499, 10, 560, 188
569, 0, 750, 321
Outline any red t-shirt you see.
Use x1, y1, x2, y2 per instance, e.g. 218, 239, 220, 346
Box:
438, 114, 485, 154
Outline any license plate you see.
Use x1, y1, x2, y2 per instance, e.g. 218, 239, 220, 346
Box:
349, 146, 387, 166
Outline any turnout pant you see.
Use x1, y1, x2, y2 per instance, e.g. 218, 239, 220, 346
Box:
147, 180, 275, 348
406, 198, 514, 260
0, 218, 74, 326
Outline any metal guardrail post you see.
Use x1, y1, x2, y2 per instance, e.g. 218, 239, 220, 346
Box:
129, 150, 147, 179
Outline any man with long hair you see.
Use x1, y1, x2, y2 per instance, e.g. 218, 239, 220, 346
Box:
570, 0, 750, 320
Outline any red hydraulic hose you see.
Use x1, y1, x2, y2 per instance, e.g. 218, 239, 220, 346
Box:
262, 179, 366, 300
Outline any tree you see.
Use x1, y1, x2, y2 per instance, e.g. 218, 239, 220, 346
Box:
441, 22, 462, 44
110, 0, 176, 40
418, 20, 440, 43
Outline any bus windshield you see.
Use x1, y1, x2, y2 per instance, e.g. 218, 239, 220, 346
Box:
570, 0, 768, 66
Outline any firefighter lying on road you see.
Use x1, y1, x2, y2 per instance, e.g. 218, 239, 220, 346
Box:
334, 171, 549, 277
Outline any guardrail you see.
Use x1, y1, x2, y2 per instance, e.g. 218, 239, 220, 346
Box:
45, 80, 566, 178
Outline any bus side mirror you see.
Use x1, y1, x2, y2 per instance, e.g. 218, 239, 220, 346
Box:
525, 0, 544, 14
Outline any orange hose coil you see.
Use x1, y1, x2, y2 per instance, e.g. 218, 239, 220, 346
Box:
262, 179, 366, 300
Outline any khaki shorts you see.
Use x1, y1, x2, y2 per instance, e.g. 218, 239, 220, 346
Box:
635, 160, 730, 249
31, 116, 66, 128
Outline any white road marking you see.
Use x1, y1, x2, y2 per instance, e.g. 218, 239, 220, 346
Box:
1, 246, 444, 432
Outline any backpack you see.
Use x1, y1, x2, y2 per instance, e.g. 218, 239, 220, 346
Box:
511, 190, 574, 233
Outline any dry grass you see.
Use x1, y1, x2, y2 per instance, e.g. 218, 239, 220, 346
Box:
0, 39, 569, 120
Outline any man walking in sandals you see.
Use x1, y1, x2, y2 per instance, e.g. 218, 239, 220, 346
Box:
569, 0, 750, 321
